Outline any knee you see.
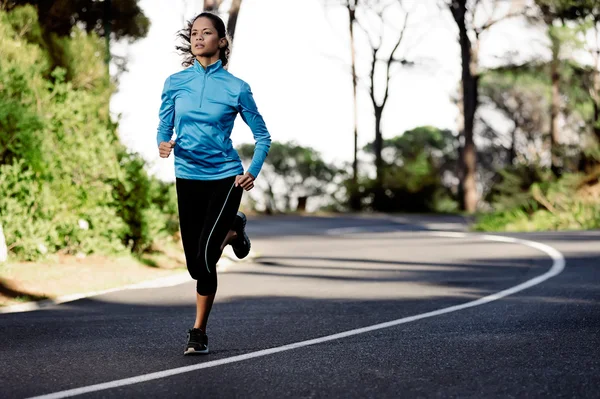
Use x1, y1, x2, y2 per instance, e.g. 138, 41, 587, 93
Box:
187, 250, 211, 278
196, 277, 217, 295
187, 261, 202, 280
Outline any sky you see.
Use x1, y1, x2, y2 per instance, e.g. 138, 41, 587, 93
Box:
110, 0, 550, 182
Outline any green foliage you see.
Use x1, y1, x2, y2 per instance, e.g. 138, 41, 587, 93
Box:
480, 56, 598, 173
475, 168, 600, 231
1, 0, 150, 40
0, 7, 176, 261
109, 152, 179, 254
485, 164, 554, 211
353, 126, 459, 213
238, 141, 339, 212
480, 66, 550, 129
1, 3, 43, 44
0, 160, 51, 260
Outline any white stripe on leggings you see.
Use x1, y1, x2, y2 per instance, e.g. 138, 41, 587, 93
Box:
204, 182, 236, 274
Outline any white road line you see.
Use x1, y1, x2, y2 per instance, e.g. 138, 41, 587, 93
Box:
325, 227, 367, 235
1, 252, 257, 314
27, 232, 565, 399
0, 273, 192, 315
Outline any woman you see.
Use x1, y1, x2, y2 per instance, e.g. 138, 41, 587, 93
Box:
156, 12, 271, 355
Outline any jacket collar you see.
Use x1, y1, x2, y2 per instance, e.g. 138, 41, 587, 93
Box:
193, 59, 222, 75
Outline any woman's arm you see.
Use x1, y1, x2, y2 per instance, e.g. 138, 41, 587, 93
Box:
157, 77, 175, 148
237, 81, 271, 179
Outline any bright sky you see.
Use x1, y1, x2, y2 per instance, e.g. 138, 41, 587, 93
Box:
110, 0, 548, 182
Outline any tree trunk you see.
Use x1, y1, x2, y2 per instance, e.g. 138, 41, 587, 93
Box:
374, 106, 384, 185
549, 31, 561, 176
347, 2, 360, 210
594, 101, 600, 144
296, 196, 308, 212
347, 3, 358, 184
451, 0, 478, 213
509, 126, 518, 165
266, 182, 276, 214
285, 194, 292, 212
0, 223, 7, 263
203, 0, 221, 12
227, 0, 242, 42
104, 0, 111, 68
592, 46, 600, 145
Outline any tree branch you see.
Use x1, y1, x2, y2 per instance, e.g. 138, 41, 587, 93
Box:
383, 10, 410, 109
479, 9, 526, 33
354, 15, 379, 52
369, 46, 377, 108
471, 0, 484, 30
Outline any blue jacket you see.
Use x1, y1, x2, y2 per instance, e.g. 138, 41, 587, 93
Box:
157, 59, 271, 180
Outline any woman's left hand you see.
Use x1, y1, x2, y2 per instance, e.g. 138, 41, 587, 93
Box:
235, 172, 255, 191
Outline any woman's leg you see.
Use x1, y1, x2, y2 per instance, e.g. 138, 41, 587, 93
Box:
221, 229, 237, 251
176, 178, 210, 282
194, 292, 215, 331
175, 177, 214, 354
176, 176, 242, 354
194, 176, 242, 295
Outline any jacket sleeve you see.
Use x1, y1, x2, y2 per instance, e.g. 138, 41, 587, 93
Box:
237, 81, 271, 178
156, 77, 175, 147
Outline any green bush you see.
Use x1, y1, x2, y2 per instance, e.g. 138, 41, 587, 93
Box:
347, 126, 459, 213
0, 6, 178, 261
0, 161, 51, 260
346, 153, 457, 213
475, 169, 600, 232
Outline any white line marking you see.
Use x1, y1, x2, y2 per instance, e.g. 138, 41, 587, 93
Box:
325, 227, 367, 235
27, 233, 565, 399
0, 273, 191, 315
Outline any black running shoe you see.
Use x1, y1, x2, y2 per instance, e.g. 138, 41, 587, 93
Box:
231, 211, 251, 259
184, 328, 209, 355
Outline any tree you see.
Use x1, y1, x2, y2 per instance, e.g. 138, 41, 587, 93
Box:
326, 0, 414, 196
321, 0, 361, 209
203, 0, 221, 12
560, 0, 600, 147
1, 0, 148, 76
444, 0, 527, 212
237, 141, 338, 213
0, 6, 175, 260
533, 0, 571, 174
356, 1, 412, 189
203, 0, 243, 43
363, 126, 460, 212
479, 65, 551, 166
0, 0, 149, 40
347, 0, 360, 210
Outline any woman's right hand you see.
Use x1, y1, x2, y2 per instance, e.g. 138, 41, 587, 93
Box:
159, 140, 175, 158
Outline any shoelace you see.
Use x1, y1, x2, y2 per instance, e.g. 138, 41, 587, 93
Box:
188, 329, 205, 341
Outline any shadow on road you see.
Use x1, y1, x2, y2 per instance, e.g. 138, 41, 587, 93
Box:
1, 246, 599, 398
0, 278, 48, 302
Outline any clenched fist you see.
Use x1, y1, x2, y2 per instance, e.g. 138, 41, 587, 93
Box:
158, 140, 175, 158
235, 172, 255, 191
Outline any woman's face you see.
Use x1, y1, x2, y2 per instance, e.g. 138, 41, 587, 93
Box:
190, 17, 223, 59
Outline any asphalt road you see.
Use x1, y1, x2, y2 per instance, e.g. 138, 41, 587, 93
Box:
1, 215, 599, 398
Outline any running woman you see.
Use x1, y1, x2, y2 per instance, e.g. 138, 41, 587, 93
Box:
156, 12, 271, 355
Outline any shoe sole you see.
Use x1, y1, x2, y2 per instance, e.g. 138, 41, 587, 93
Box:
233, 213, 251, 259
237, 212, 247, 230
184, 345, 209, 355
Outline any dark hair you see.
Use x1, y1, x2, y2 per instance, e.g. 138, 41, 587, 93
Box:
176, 12, 230, 68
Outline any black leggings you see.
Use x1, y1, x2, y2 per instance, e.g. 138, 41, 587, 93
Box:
176, 176, 243, 295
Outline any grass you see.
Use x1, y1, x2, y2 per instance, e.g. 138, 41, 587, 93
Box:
473, 171, 600, 232
0, 240, 188, 308
13, 295, 49, 303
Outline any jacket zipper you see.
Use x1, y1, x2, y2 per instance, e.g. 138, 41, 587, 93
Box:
199, 73, 207, 108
